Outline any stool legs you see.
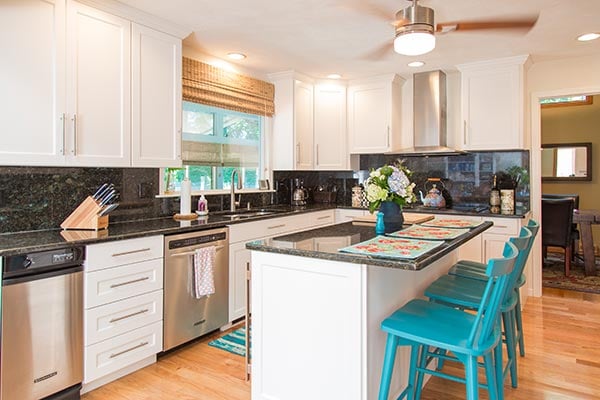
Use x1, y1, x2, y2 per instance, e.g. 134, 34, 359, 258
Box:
515, 290, 525, 357
379, 334, 399, 400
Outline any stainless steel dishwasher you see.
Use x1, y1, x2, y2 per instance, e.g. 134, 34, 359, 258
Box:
1, 246, 84, 400
163, 228, 229, 351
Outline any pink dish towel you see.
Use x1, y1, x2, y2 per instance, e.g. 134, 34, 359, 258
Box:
193, 246, 216, 299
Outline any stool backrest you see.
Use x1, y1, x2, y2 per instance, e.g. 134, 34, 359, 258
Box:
526, 219, 540, 240
468, 241, 518, 347
506, 227, 533, 295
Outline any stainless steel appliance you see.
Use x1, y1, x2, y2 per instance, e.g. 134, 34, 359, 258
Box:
163, 228, 229, 351
1, 247, 84, 400
291, 178, 307, 206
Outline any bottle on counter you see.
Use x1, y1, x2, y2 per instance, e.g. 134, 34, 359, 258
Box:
197, 194, 208, 216
489, 174, 500, 214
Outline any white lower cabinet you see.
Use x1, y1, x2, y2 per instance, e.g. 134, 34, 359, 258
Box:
227, 210, 335, 322
83, 235, 164, 393
334, 208, 367, 223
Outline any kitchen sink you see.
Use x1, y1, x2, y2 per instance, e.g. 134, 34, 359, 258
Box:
217, 208, 287, 220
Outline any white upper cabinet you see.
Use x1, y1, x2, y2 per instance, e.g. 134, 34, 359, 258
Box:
294, 79, 315, 170
457, 55, 531, 151
0, 0, 66, 165
347, 74, 405, 154
270, 72, 349, 171
131, 23, 182, 167
66, 1, 131, 166
314, 83, 348, 170
0, 0, 184, 167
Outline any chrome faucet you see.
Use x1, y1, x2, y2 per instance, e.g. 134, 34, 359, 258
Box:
230, 169, 243, 211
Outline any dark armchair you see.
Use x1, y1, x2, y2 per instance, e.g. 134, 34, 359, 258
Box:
541, 197, 576, 276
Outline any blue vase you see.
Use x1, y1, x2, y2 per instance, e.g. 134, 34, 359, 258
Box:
375, 212, 385, 235
379, 201, 404, 233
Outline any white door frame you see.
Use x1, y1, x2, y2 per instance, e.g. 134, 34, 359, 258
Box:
530, 86, 600, 297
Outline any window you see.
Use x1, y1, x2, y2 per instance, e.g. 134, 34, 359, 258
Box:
540, 95, 593, 108
164, 102, 263, 193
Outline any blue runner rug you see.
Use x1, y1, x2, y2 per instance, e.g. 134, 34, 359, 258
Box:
208, 327, 248, 357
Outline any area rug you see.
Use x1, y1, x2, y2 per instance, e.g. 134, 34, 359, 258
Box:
542, 252, 600, 294
208, 327, 248, 357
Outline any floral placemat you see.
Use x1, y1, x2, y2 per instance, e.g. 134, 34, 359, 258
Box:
387, 225, 470, 240
338, 236, 444, 260
421, 218, 485, 229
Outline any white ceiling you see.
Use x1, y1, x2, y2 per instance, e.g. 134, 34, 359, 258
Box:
119, 0, 600, 80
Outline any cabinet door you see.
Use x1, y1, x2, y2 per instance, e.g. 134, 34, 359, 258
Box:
314, 84, 347, 170
229, 241, 251, 322
66, 1, 131, 166
0, 0, 66, 165
460, 61, 524, 151
131, 23, 182, 167
483, 233, 509, 262
294, 80, 314, 170
348, 82, 391, 153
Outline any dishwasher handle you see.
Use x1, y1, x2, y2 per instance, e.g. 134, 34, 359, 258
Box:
170, 245, 225, 257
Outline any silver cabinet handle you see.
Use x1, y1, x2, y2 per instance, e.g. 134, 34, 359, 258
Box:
110, 276, 149, 289
387, 126, 390, 148
171, 245, 225, 257
71, 114, 77, 155
60, 113, 66, 155
463, 120, 467, 145
316, 144, 319, 166
109, 309, 149, 323
296, 143, 300, 165
267, 224, 286, 230
110, 341, 149, 359
111, 248, 151, 257
317, 215, 331, 220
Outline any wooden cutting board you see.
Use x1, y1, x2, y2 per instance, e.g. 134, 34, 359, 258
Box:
352, 213, 434, 226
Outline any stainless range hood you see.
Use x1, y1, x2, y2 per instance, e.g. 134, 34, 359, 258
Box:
397, 70, 463, 155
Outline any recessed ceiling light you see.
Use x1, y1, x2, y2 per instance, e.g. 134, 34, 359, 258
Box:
227, 52, 247, 60
408, 61, 425, 68
577, 32, 600, 42
327, 74, 342, 79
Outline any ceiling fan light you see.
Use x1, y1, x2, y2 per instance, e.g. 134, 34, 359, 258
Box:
394, 31, 436, 56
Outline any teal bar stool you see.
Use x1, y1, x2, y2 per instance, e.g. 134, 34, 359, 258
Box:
378, 241, 518, 400
423, 227, 533, 389
449, 219, 539, 357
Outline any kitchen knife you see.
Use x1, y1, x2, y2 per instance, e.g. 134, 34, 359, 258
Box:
98, 189, 116, 207
92, 183, 108, 200
98, 203, 119, 216
94, 183, 114, 202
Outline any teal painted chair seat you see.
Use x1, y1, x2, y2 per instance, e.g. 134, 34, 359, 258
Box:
424, 227, 533, 389
378, 241, 519, 400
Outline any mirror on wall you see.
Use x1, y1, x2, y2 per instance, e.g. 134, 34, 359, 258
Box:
541, 142, 592, 181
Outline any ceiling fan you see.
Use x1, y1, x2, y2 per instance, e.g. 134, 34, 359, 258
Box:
367, 0, 539, 57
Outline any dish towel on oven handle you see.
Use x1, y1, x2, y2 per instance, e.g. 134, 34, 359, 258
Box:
193, 246, 216, 298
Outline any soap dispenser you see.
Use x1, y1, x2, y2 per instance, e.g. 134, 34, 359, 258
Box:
197, 194, 208, 216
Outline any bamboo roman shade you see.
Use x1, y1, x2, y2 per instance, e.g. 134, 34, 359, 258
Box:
182, 57, 275, 117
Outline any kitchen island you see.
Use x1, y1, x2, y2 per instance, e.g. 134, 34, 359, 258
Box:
246, 221, 492, 400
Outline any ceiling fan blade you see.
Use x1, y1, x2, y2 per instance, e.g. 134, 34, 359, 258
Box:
436, 16, 539, 34
361, 42, 394, 61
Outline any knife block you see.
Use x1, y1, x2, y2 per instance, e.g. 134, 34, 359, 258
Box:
61, 196, 109, 231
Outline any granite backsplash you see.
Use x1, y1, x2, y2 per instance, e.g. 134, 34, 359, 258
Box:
0, 167, 272, 234
274, 150, 530, 209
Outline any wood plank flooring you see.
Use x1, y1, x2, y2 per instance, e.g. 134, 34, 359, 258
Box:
83, 288, 600, 399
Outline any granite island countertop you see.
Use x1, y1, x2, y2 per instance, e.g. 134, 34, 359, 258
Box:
246, 220, 493, 270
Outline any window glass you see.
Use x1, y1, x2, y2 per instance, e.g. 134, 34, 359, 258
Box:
165, 102, 262, 193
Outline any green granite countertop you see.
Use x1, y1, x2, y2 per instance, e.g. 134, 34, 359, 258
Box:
246, 221, 493, 270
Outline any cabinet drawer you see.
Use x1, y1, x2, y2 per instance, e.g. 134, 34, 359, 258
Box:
85, 290, 163, 346
483, 217, 520, 236
85, 258, 163, 309
84, 320, 162, 383
86, 236, 163, 272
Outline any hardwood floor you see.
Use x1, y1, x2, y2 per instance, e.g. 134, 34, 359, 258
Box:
83, 288, 600, 399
